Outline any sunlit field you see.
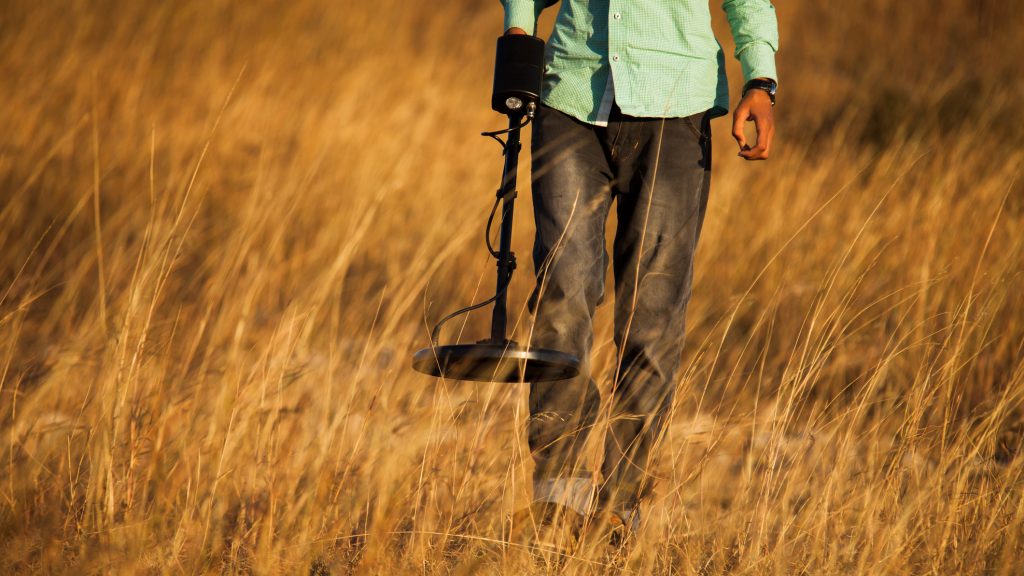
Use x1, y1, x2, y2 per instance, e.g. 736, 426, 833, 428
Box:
1, 1, 1022, 573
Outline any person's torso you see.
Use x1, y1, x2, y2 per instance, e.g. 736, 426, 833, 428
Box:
542, 0, 729, 124
548, 0, 719, 66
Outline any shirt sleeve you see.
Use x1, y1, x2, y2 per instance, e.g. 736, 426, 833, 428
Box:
501, 0, 550, 36
722, 0, 780, 83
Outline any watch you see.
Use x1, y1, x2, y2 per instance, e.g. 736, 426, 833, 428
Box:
742, 78, 777, 106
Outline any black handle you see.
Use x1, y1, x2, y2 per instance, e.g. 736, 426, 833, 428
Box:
492, 34, 545, 115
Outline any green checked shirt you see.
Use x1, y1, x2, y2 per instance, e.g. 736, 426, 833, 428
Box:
503, 0, 779, 125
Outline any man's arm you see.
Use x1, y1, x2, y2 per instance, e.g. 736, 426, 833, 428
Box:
502, 0, 546, 36
501, 0, 555, 35
722, 0, 780, 160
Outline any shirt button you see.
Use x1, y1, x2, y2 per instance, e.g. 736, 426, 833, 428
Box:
612, 54, 620, 62
613, 12, 621, 19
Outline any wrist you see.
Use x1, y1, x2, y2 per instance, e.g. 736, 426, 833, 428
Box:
742, 77, 777, 106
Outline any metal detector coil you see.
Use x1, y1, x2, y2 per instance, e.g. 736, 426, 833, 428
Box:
411, 35, 580, 384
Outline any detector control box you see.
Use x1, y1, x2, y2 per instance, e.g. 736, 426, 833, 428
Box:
491, 34, 545, 115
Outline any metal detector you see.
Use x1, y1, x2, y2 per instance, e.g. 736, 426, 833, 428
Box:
411, 34, 581, 383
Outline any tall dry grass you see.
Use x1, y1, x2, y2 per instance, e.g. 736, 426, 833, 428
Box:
1, 0, 1022, 573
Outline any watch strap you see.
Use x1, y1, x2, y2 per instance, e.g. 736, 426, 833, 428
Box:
742, 78, 777, 106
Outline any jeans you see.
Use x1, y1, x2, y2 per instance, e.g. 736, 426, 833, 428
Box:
526, 102, 712, 516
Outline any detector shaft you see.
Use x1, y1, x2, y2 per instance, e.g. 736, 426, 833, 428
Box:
490, 112, 523, 343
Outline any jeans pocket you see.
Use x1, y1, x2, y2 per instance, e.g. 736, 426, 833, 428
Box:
681, 111, 711, 143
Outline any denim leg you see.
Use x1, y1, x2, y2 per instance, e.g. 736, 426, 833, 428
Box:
526, 105, 612, 512
600, 110, 712, 512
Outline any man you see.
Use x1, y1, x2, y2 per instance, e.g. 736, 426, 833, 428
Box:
503, 0, 779, 547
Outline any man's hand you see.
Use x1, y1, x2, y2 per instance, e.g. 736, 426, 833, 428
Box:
505, 27, 528, 35
732, 86, 775, 161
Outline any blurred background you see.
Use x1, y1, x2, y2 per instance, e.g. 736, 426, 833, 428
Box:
1, 0, 1022, 573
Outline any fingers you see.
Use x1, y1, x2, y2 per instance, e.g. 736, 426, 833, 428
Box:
732, 105, 748, 150
738, 111, 775, 161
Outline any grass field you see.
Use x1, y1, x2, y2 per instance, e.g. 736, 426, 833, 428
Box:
1, 0, 1023, 573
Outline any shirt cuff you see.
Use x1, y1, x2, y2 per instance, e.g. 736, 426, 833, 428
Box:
738, 42, 778, 84
503, 1, 539, 35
